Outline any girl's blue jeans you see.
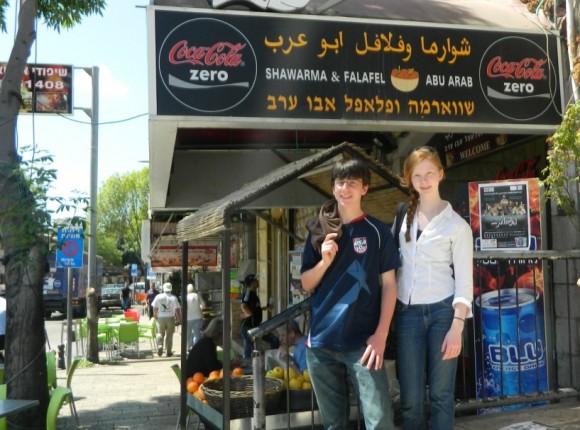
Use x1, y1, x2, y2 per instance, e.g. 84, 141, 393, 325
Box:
396, 295, 458, 430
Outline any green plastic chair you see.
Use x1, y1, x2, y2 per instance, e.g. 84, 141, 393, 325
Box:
138, 317, 157, 351
66, 356, 82, 390
46, 350, 57, 390
62, 357, 81, 427
46, 352, 80, 427
78, 319, 87, 355
118, 322, 139, 356
0, 383, 6, 430
97, 321, 114, 360
46, 386, 69, 430
170, 364, 198, 430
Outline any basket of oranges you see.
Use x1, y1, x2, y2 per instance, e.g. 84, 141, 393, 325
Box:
201, 374, 284, 419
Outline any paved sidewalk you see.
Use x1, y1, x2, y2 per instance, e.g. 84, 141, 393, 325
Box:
56, 325, 185, 430
54, 316, 580, 430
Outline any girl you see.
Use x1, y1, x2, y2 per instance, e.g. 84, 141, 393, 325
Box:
395, 146, 473, 429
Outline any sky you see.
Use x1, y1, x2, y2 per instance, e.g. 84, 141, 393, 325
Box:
0, 1, 150, 206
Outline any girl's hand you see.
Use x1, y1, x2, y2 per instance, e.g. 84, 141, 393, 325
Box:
441, 320, 464, 360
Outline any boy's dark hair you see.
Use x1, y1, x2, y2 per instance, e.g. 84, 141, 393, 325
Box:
330, 158, 371, 187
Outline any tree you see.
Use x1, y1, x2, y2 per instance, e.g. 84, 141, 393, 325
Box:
542, 101, 580, 229
96, 168, 149, 273
0, 1, 105, 426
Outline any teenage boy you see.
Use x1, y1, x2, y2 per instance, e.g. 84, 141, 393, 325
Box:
301, 158, 399, 430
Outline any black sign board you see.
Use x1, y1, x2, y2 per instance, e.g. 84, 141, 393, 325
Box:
153, 8, 563, 132
0, 63, 73, 115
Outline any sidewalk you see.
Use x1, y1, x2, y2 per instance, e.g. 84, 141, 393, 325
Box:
55, 316, 580, 430
57, 318, 185, 430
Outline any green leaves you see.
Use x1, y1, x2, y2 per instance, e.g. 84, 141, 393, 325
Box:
36, 0, 106, 31
541, 101, 580, 227
0, 146, 88, 253
96, 167, 149, 268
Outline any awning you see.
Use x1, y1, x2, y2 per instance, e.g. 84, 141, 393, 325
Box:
153, 0, 547, 30
176, 142, 406, 242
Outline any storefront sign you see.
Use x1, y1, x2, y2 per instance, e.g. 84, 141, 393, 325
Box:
152, 8, 562, 131
427, 133, 528, 167
150, 235, 219, 267
0, 63, 73, 114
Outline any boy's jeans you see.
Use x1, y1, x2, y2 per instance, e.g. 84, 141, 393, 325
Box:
306, 346, 395, 430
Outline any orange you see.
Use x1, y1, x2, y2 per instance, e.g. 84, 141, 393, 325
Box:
208, 370, 221, 380
187, 380, 199, 394
194, 388, 206, 401
231, 367, 244, 377
186, 376, 194, 386
193, 372, 205, 384
219, 369, 224, 378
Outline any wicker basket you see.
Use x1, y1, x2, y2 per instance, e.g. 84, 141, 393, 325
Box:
201, 375, 284, 419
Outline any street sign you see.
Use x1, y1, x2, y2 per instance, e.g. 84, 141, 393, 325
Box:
56, 228, 84, 268
146, 263, 157, 280
131, 263, 138, 277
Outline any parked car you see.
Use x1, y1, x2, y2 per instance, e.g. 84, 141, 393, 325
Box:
100, 284, 123, 309
130, 282, 146, 305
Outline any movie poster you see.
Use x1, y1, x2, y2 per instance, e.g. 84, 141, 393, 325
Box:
478, 181, 531, 250
469, 178, 541, 251
469, 178, 548, 412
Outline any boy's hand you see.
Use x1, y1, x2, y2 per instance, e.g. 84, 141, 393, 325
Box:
360, 332, 386, 370
320, 233, 338, 265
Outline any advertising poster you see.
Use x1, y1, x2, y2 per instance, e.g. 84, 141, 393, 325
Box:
0, 63, 73, 114
152, 8, 563, 132
468, 178, 548, 411
150, 235, 218, 267
478, 181, 531, 251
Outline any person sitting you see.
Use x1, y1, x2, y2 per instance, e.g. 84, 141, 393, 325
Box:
276, 319, 307, 375
186, 318, 242, 378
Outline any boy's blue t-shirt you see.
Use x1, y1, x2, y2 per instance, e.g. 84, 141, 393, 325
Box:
301, 214, 400, 351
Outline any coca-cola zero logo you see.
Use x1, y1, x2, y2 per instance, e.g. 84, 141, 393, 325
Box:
479, 37, 556, 121
158, 18, 257, 113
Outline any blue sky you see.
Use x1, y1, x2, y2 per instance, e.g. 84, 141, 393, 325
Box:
0, 2, 149, 205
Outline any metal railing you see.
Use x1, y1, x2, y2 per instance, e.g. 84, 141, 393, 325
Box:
246, 250, 580, 425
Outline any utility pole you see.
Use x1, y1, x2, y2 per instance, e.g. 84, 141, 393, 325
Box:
85, 66, 99, 299
75, 66, 99, 362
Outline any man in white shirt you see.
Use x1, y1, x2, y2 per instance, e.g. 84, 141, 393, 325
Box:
186, 283, 205, 350
152, 283, 181, 357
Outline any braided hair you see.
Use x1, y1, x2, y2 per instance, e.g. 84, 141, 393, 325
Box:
400, 146, 445, 243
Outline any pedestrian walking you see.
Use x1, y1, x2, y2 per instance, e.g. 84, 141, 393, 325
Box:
152, 282, 181, 357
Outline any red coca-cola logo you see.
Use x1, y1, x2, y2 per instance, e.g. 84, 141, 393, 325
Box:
168, 41, 245, 67
158, 17, 257, 113
479, 36, 556, 121
496, 158, 539, 180
486, 57, 546, 80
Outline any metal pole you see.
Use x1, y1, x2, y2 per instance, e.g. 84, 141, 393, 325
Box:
179, 241, 188, 429
252, 351, 265, 430
222, 227, 231, 430
66, 268, 73, 370
87, 66, 99, 310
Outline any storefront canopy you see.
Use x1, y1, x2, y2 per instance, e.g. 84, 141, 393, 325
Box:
153, 0, 548, 30
176, 142, 405, 241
